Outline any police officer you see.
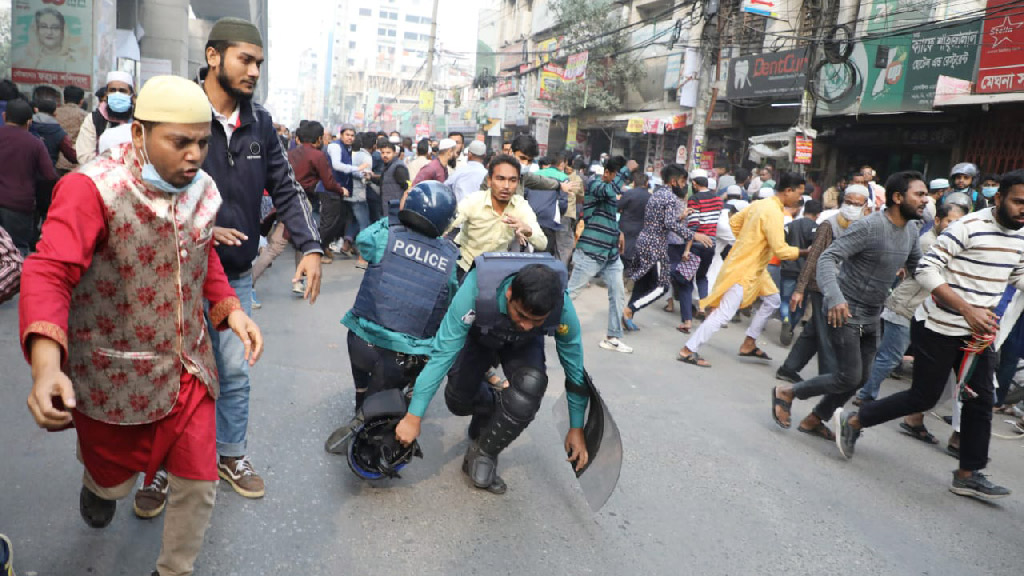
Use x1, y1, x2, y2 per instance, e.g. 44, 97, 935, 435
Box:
325, 181, 459, 453
394, 253, 591, 494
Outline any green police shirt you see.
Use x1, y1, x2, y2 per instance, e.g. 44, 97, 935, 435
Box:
407, 268, 589, 428
341, 217, 459, 356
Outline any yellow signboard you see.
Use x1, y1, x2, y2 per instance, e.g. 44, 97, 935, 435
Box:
626, 117, 644, 133
567, 117, 578, 147
419, 91, 435, 112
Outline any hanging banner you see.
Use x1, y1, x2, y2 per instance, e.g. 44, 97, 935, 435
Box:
493, 76, 518, 97
418, 90, 435, 112
977, 0, 1024, 93
741, 0, 779, 18
794, 135, 813, 164
415, 124, 431, 138
626, 117, 644, 133
564, 51, 589, 81
664, 52, 683, 90
700, 151, 715, 171
642, 118, 663, 135
539, 63, 565, 100
933, 74, 973, 106
567, 117, 578, 148
666, 113, 690, 131
11, 0, 95, 89
535, 117, 550, 157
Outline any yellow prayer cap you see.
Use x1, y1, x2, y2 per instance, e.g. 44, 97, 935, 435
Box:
133, 76, 212, 124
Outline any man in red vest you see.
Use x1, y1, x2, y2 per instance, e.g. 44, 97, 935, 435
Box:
18, 75, 263, 576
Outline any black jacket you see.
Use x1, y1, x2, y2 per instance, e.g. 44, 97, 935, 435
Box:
29, 113, 67, 167
197, 69, 321, 276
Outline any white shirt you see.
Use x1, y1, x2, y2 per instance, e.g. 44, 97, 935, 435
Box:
213, 105, 240, 145
326, 141, 362, 175
445, 160, 488, 204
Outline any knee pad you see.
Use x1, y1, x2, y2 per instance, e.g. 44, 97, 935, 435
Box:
445, 382, 480, 417
502, 367, 548, 422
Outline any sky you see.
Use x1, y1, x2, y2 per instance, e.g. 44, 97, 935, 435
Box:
268, 0, 479, 88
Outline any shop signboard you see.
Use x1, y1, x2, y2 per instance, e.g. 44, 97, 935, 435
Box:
666, 113, 690, 131
567, 117, 578, 148
642, 118, 663, 135
727, 47, 809, 99
12, 0, 94, 89
794, 135, 813, 164
977, 0, 1024, 93
415, 124, 430, 139
538, 63, 565, 100
741, 0, 779, 18
858, 0, 980, 113
494, 76, 517, 96
419, 90, 435, 111
626, 118, 644, 133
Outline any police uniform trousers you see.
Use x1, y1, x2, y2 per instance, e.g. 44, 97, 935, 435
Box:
445, 330, 547, 417
347, 330, 424, 398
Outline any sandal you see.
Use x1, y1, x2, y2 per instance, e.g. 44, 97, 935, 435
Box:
899, 422, 939, 444
663, 302, 675, 313
676, 323, 691, 334
798, 422, 835, 442
771, 387, 792, 429
677, 351, 710, 368
623, 317, 640, 331
739, 347, 772, 360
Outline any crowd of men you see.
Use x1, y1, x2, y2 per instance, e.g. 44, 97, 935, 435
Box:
2, 13, 1024, 576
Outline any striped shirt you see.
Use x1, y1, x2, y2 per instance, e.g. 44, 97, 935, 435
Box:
578, 167, 628, 261
0, 225, 23, 304
915, 207, 1024, 336
686, 191, 723, 236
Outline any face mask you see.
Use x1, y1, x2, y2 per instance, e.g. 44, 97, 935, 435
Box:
982, 186, 998, 198
138, 131, 203, 194
840, 203, 864, 222
107, 92, 132, 113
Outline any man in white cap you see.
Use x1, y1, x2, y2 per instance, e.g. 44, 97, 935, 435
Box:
75, 70, 135, 164
445, 140, 488, 203
19, 75, 263, 576
412, 137, 456, 186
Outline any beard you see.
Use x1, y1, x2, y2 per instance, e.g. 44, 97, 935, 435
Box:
108, 107, 133, 122
216, 66, 254, 102
899, 201, 923, 221
996, 200, 1024, 230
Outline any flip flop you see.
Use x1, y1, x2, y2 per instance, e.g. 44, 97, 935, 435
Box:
798, 422, 836, 442
739, 347, 772, 360
771, 386, 792, 429
677, 351, 710, 368
676, 324, 691, 334
623, 317, 640, 331
899, 422, 939, 444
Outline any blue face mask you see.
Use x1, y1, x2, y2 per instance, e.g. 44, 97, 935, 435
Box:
107, 92, 132, 113
982, 186, 998, 198
138, 132, 203, 194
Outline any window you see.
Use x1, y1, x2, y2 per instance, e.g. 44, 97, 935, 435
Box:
349, 41, 356, 49
379, 10, 397, 20
405, 14, 418, 23
358, 8, 371, 16
378, 27, 387, 35
404, 31, 417, 40
347, 58, 355, 66
388, 29, 397, 37
350, 24, 356, 32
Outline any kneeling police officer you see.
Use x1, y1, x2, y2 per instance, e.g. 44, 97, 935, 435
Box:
325, 181, 459, 455
394, 252, 591, 494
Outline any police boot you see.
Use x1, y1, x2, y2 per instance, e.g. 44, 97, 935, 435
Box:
324, 410, 364, 455
462, 441, 507, 495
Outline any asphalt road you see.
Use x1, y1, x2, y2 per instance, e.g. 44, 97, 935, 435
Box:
3, 252, 1024, 576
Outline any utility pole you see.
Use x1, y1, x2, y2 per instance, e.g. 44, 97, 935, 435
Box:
422, 0, 441, 127
687, 11, 719, 173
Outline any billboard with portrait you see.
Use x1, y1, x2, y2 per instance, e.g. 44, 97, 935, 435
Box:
11, 0, 93, 89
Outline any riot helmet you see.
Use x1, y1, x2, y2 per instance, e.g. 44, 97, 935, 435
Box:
399, 181, 457, 237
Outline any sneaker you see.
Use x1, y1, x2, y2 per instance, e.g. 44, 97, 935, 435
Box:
328, 239, 343, 253
836, 410, 861, 459
321, 251, 334, 264
599, 337, 633, 354
324, 412, 364, 454
775, 367, 801, 384
218, 456, 265, 498
79, 485, 116, 528
950, 471, 1011, 500
133, 469, 169, 519
291, 280, 306, 295
251, 290, 262, 310
780, 321, 794, 346
1, 533, 14, 576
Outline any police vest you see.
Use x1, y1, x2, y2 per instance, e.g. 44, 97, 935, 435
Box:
351, 223, 458, 340
471, 252, 569, 349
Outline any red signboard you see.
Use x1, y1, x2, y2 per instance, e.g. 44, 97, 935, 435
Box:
494, 76, 517, 97
794, 135, 813, 164
977, 0, 1024, 93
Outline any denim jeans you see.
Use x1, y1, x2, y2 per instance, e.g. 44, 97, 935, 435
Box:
779, 275, 803, 326
209, 272, 253, 458
857, 318, 910, 401
793, 318, 879, 421
781, 291, 838, 377
567, 250, 625, 339
344, 201, 370, 242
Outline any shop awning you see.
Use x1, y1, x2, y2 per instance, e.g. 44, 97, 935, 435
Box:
580, 107, 694, 131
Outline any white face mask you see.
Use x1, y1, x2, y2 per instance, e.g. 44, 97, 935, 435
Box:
840, 203, 865, 222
